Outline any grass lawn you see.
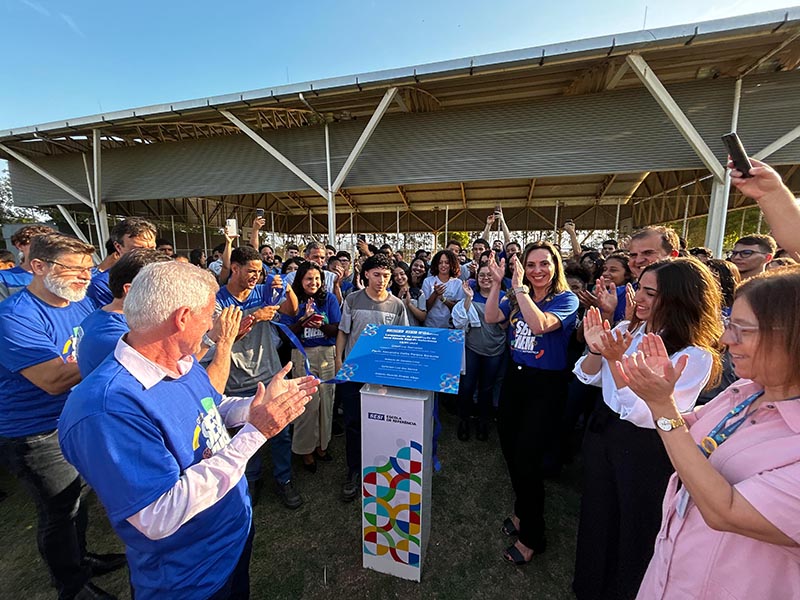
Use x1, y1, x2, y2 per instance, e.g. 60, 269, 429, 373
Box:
0, 409, 582, 599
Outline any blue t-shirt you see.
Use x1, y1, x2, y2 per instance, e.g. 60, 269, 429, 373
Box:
77, 309, 129, 377
613, 285, 628, 324
286, 292, 341, 348
0, 265, 33, 300
499, 290, 578, 370
59, 357, 250, 600
0, 289, 96, 436
86, 269, 112, 307
215, 278, 286, 394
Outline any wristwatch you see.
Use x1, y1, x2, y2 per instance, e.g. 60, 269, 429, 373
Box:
511, 285, 529, 296
655, 415, 686, 431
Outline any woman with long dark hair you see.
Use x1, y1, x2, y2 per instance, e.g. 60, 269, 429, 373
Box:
484, 241, 579, 565
286, 262, 340, 472
572, 258, 723, 600
618, 266, 800, 599
422, 249, 464, 328
409, 257, 429, 290
390, 264, 427, 325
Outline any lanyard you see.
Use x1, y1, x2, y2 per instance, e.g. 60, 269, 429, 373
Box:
698, 391, 763, 457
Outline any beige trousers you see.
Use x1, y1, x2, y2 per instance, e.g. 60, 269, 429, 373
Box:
290, 345, 336, 455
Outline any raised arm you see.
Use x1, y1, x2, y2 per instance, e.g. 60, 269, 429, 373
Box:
730, 158, 800, 257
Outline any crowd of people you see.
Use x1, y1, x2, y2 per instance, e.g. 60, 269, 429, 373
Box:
0, 156, 798, 599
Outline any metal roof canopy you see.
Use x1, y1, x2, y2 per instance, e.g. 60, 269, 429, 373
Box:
3, 7, 800, 257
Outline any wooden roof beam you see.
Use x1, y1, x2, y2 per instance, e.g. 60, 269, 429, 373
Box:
396, 185, 411, 210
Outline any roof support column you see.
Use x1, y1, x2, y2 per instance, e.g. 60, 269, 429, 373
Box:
324, 123, 335, 244
705, 78, 742, 256
625, 54, 725, 183
0, 143, 93, 210
219, 109, 328, 199
331, 87, 398, 194
55, 206, 89, 242
92, 129, 109, 255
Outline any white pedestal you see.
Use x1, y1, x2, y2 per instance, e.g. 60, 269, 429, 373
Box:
360, 384, 433, 582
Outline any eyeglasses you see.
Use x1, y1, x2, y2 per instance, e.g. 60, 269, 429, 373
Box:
727, 249, 766, 259
722, 315, 759, 344
44, 260, 93, 275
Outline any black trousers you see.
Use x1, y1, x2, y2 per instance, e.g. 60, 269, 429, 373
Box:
498, 362, 568, 551
0, 430, 91, 600
573, 401, 674, 600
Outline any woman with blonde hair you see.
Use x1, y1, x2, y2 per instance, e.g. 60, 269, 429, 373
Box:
485, 241, 579, 565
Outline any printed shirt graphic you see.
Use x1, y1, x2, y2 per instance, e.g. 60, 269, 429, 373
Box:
0, 289, 96, 435
285, 292, 341, 348
499, 290, 578, 370
59, 357, 247, 600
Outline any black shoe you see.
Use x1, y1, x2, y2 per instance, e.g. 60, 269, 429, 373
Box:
74, 581, 117, 600
248, 479, 263, 507
81, 552, 127, 577
457, 419, 470, 441
275, 479, 303, 509
341, 470, 361, 502
302, 458, 317, 474
332, 421, 345, 437
476, 421, 489, 441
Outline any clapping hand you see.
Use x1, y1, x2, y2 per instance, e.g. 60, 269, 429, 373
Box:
485, 252, 505, 287
624, 283, 636, 322
461, 279, 474, 300
248, 363, 319, 438
615, 333, 687, 410
594, 278, 618, 317
583, 306, 632, 362
509, 254, 524, 288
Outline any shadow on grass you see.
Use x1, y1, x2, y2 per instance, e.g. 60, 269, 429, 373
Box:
0, 410, 582, 599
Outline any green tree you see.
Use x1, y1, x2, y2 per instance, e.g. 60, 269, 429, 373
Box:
0, 169, 53, 225
437, 230, 470, 249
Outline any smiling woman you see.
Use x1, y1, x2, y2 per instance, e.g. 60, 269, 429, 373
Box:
572, 258, 723, 600
617, 265, 800, 599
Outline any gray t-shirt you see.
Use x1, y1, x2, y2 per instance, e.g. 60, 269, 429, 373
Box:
339, 290, 408, 359
465, 300, 507, 356
214, 285, 283, 395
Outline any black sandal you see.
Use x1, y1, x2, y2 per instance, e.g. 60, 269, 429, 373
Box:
503, 544, 530, 566
501, 517, 519, 537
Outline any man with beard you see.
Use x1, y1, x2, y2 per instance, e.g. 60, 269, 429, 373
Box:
0, 233, 124, 599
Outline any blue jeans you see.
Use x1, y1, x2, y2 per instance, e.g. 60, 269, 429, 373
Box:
458, 348, 506, 423
243, 425, 292, 485
0, 429, 91, 599
237, 387, 292, 485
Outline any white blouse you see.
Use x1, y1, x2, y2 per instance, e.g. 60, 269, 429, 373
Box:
573, 321, 712, 429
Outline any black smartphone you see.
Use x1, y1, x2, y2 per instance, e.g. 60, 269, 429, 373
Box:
357, 234, 366, 242
256, 208, 265, 218
721, 132, 752, 178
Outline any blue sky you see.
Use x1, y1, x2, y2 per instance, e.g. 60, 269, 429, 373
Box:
1, 0, 797, 131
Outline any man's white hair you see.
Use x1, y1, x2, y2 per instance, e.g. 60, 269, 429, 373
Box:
125, 262, 218, 332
